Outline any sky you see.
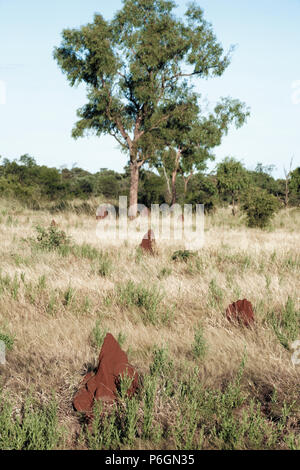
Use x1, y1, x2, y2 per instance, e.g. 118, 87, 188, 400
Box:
0, 0, 299, 178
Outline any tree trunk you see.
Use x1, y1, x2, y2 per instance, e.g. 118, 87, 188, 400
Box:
171, 169, 177, 206
184, 178, 189, 196
162, 164, 172, 204
183, 172, 193, 197
284, 157, 293, 209
232, 196, 236, 216
129, 161, 139, 218
171, 149, 181, 206
285, 178, 289, 208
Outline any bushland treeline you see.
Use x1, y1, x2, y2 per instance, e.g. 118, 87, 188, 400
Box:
0, 154, 299, 212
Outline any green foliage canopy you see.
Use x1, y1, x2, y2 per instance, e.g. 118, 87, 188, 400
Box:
53, 0, 235, 209
216, 157, 249, 213
241, 188, 280, 228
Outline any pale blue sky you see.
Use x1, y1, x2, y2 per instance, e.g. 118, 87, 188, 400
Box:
0, 0, 299, 178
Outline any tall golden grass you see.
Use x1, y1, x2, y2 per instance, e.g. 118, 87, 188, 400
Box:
0, 200, 299, 448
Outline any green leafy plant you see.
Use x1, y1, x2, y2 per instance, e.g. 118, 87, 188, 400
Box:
91, 320, 108, 349
142, 374, 157, 440
158, 267, 172, 279
172, 250, 197, 262
192, 323, 207, 360
117, 332, 126, 348
0, 393, 64, 450
0, 331, 14, 351
216, 157, 249, 215
63, 286, 76, 307
32, 224, 71, 251
150, 346, 174, 378
96, 255, 112, 277
269, 297, 299, 349
241, 188, 279, 228
209, 278, 224, 308
116, 281, 167, 325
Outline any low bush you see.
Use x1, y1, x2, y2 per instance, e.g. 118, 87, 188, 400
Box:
171, 250, 197, 263
0, 393, 64, 450
241, 189, 279, 228
31, 225, 71, 250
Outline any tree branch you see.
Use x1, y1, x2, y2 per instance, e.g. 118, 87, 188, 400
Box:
108, 131, 127, 149
101, 77, 133, 152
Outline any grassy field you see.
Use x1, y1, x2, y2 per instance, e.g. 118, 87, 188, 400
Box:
0, 199, 299, 450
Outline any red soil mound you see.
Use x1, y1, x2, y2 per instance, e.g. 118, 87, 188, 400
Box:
140, 229, 155, 254
73, 333, 139, 413
226, 299, 255, 327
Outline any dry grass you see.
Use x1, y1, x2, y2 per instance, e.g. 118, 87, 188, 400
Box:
0, 200, 299, 449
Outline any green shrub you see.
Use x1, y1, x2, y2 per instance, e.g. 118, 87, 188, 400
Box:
171, 250, 197, 262
117, 332, 126, 348
0, 331, 14, 351
269, 297, 300, 349
96, 255, 112, 277
0, 272, 20, 300
192, 323, 207, 360
63, 286, 76, 306
142, 374, 157, 440
84, 401, 121, 450
209, 278, 224, 308
91, 320, 108, 349
116, 281, 167, 325
59, 242, 113, 277
32, 224, 71, 250
241, 189, 279, 228
150, 346, 174, 378
157, 267, 172, 280
73, 242, 100, 260
0, 393, 64, 450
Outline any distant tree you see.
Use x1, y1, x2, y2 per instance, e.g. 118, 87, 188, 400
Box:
216, 157, 249, 215
255, 162, 276, 175
19, 154, 37, 168
156, 96, 249, 204
283, 157, 294, 208
0, 157, 67, 202
139, 170, 166, 206
96, 169, 123, 199
290, 166, 300, 205
242, 188, 279, 228
185, 173, 218, 212
248, 164, 281, 198
54, 0, 238, 215
38, 166, 67, 199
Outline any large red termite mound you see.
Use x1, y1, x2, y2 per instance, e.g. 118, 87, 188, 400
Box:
73, 333, 139, 413
140, 229, 155, 254
226, 299, 255, 327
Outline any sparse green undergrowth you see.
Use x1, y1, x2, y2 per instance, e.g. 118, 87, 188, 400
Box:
114, 281, 173, 326
268, 297, 300, 350
80, 353, 299, 450
0, 203, 299, 450
31, 224, 71, 251
172, 250, 197, 263
0, 331, 14, 351
0, 392, 64, 450
191, 323, 207, 360
29, 226, 113, 277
